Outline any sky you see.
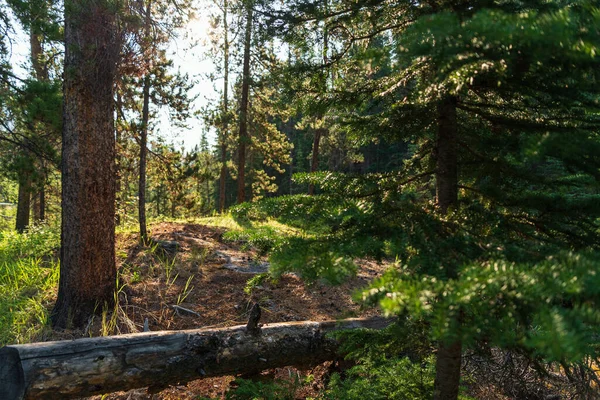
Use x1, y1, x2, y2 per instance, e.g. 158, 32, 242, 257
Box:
7, 5, 219, 152
161, 11, 219, 151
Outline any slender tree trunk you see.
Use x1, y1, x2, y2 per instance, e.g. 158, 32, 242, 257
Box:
308, 129, 322, 195
435, 96, 458, 215
32, 183, 46, 222
289, 146, 294, 195
30, 25, 48, 223
308, 5, 328, 196
15, 175, 31, 233
52, 0, 119, 329
38, 183, 45, 221
219, 0, 229, 213
433, 95, 461, 400
15, 26, 46, 231
139, 73, 150, 242
115, 92, 123, 225
237, 2, 252, 204
138, 0, 152, 243
155, 187, 160, 216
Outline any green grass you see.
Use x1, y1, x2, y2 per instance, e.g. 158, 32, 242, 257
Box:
197, 214, 304, 254
0, 224, 60, 345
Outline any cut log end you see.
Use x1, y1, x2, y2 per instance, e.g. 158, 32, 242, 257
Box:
0, 347, 25, 400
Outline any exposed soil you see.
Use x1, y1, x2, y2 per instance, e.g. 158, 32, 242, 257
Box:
78, 221, 386, 399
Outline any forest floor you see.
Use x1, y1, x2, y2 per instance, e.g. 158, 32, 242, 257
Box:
71, 219, 386, 399
2, 218, 585, 399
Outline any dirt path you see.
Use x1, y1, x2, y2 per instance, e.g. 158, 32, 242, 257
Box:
82, 222, 385, 399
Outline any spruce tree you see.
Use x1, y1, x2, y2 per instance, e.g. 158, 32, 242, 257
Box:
238, 1, 600, 398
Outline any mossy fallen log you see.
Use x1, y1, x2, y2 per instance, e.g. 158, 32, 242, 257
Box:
0, 316, 391, 400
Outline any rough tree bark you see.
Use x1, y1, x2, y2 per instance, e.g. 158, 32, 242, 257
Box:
51, 0, 120, 329
219, 0, 229, 212
237, 1, 252, 204
0, 317, 392, 400
433, 95, 461, 400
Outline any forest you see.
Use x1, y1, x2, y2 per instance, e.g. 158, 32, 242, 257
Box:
0, 0, 599, 399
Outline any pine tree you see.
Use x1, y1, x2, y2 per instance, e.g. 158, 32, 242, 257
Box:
238, 1, 600, 398
115, 0, 194, 239
203, 0, 293, 205
4, 0, 61, 231
52, 0, 121, 329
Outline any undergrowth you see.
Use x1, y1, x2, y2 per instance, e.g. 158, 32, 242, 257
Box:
223, 376, 305, 400
213, 323, 477, 400
0, 224, 60, 345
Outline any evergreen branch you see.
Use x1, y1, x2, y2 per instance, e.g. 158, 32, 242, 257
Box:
0, 120, 57, 165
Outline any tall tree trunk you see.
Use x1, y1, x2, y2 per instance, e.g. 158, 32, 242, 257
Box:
308, 4, 328, 196
237, 2, 252, 204
15, 174, 31, 233
433, 95, 461, 400
30, 24, 48, 223
139, 77, 149, 242
115, 92, 123, 225
138, 0, 152, 243
15, 25, 46, 232
219, 0, 229, 213
52, 0, 119, 329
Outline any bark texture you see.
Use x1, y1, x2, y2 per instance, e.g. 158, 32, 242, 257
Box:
51, 0, 119, 329
433, 340, 463, 400
0, 317, 392, 400
237, 3, 252, 204
433, 95, 461, 400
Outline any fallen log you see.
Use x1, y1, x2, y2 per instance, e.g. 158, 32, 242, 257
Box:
0, 316, 391, 400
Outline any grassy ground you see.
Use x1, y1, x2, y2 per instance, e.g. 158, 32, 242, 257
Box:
0, 214, 307, 347
0, 216, 387, 399
0, 216, 579, 399
0, 223, 60, 345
